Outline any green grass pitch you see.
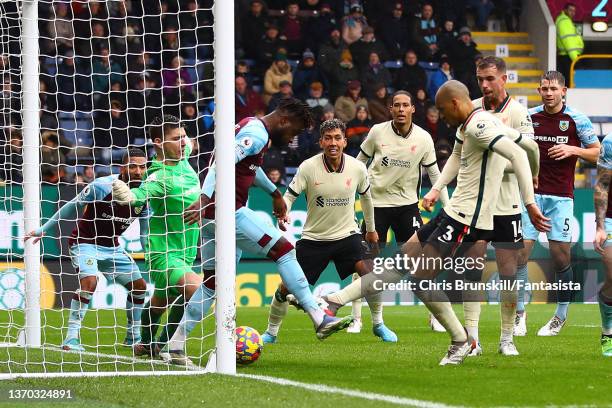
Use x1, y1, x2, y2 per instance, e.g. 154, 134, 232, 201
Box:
0, 304, 611, 407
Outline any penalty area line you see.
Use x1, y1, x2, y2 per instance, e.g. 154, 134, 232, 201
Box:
236, 373, 463, 408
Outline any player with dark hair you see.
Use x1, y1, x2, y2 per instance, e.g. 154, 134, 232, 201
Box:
594, 132, 612, 357
261, 118, 397, 343
515, 71, 600, 337
156, 99, 353, 366
25, 148, 150, 351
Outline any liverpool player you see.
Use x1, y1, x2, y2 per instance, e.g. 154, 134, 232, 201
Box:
515, 71, 600, 336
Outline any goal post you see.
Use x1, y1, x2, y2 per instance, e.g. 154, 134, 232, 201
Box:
0, 0, 236, 378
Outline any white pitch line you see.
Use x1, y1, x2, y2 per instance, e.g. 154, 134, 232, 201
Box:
237, 373, 463, 408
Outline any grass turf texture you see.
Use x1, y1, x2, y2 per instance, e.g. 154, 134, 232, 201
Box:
0, 304, 611, 407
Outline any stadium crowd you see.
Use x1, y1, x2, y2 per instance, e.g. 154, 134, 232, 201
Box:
0, 0, 527, 185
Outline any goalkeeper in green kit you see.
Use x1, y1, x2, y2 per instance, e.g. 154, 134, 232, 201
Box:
112, 115, 202, 365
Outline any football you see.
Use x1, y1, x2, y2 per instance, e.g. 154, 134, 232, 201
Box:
235, 326, 263, 365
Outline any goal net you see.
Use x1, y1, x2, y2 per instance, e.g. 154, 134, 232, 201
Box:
0, 0, 236, 378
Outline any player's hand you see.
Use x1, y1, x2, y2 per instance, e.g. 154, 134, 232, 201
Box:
112, 179, 136, 205
548, 144, 576, 161
422, 189, 440, 212
271, 191, 287, 221
594, 227, 608, 255
183, 194, 211, 225
24, 229, 44, 244
364, 231, 380, 256
532, 176, 538, 190
526, 203, 551, 232
277, 214, 290, 232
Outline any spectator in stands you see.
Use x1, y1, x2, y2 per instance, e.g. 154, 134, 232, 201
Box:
263, 52, 293, 104
428, 56, 453, 99
327, 48, 359, 100
496, 0, 521, 32
0, 128, 23, 184
449, 27, 480, 98
466, 0, 495, 31
361, 51, 392, 98
163, 76, 197, 118
94, 99, 130, 160
235, 75, 266, 121
38, 79, 57, 117
304, 2, 337, 54
438, 20, 458, 56
318, 28, 348, 78
44, 2, 74, 55
368, 82, 392, 124
555, 3, 583, 82
257, 24, 286, 76
394, 50, 427, 96
236, 60, 255, 86
91, 48, 123, 109
321, 103, 336, 122
292, 49, 328, 100
266, 167, 286, 187
305, 81, 330, 108
412, 88, 431, 127
334, 79, 368, 122
380, 2, 414, 61
162, 55, 192, 97
181, 102, 206, 142
349, 26, 389, 73
81, 165, 96, 184
267, 80, 294, 113
242, 0, 269, 59
345, 104, 372, 156
281, 2, 304, 59
416, 3, 439, 61
341, 3, 368, 45
41, 130, 67, 169
422, 106, 453, 145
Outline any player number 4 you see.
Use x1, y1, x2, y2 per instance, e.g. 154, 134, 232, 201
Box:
413, 217, 421, 228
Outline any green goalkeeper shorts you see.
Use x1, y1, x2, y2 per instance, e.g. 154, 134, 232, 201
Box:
147, 254, 198, 299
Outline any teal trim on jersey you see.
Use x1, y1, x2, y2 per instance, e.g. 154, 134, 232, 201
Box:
470, 151, 489, 228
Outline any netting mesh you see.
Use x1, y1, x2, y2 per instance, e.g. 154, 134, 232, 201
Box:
1, 0, 218, 375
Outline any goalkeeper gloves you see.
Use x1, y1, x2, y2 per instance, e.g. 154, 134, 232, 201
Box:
112, 179, 136, 205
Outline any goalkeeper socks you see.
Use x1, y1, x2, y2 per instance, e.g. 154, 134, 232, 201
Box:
554, 265, 573, 320
516, 264, 528, 314
167, 284, 215, 351
157, 302, 185, 347
599, 290, 612, 336
140, 301, 163, 346
500, 276, 518, 341
126, 292, 146, 340
266, 289, 289, 336
276, 250, 323, 325
66, 290, 92, 340
351, 273, 363, 321
365, 291, 383, 326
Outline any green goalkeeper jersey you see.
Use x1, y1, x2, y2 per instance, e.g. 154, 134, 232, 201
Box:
130, 141, 200, 262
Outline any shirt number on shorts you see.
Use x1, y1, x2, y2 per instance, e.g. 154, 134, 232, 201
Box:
413, 217, 421, 229
563, 218, 570, 232
439, 225, 454, 242
511, 220, 522, 239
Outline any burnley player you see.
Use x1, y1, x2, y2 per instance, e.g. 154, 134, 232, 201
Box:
160, 99, 354, 365
594, 133, 612, 357
356, 90, 449, 334
322, 81, 549, 365
515, 71, 600, 336
262, 119, 397, 344
25, 149, 149, 351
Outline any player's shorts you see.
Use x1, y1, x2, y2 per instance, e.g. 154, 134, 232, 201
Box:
522, 194, 573, 242
491, 213, 524, 250
147, 253, 198, 299
606, 218, 612, 245
69, 244, 141, 287
416, 210, 493, 258
362, 204, 422, 244
201, 206, 283, 270
296, 234, 365, 285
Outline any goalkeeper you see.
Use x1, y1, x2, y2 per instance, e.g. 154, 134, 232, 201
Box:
112, 115, 201, 363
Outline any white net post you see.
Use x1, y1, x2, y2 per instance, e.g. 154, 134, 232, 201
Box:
213, 0, 236, 375
21, 0, 41, 349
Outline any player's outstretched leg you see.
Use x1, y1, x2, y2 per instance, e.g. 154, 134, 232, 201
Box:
348, 273, 363, 334
123, 278, 147, 346
62, 276, 97, 352
262, 285, 290, 344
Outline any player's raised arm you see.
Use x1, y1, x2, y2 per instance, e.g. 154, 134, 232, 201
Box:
112, 171, 167, 206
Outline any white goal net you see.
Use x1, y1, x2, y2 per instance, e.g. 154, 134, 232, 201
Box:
0, 0, 236, 378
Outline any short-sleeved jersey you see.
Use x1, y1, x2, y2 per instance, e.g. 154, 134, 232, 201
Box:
204, 117, 270, 219
359, 121, 438, 207
529, 104, 598, 198
446, 108, 520, 230
473, 95, 534, 215
132, 140, 200, 262
287, 153, 370, 241
68, 174, 147, 247
598, 133, 612, 218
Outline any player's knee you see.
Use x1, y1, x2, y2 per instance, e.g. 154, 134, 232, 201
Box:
268, 238, 294, 262
127, 278, 147, 294
355, 260, 370, 277
79, 276, 98, 293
